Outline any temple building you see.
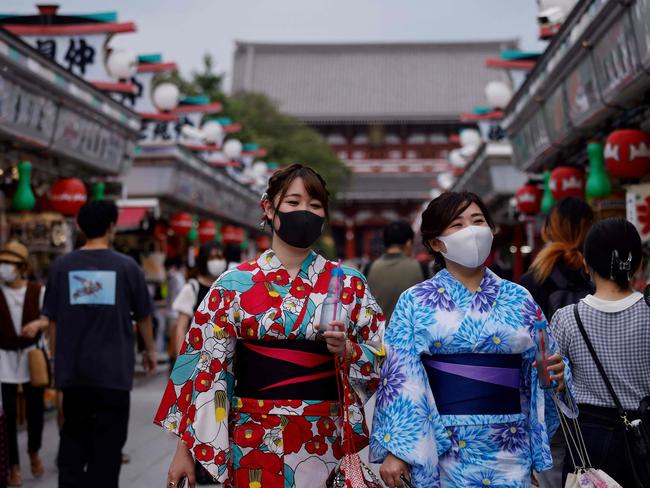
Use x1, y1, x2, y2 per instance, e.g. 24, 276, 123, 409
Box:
232, 40, 515, 259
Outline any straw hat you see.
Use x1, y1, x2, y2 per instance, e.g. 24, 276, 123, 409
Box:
0, 241, 29, 264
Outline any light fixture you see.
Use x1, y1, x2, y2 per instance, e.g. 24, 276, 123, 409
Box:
201, 121, 224, 145
106, 49, 138, 79
152, 83, 180, 112
223, 139, 243, 160
459, 129, 481, 148
485, 80, 513, 109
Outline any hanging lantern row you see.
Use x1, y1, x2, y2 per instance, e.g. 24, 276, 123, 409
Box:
198, 220, 217, 243
605, 129, 650, 179
515, 183, 542, 215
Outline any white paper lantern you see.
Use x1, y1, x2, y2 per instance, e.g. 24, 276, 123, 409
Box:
460, 129, 482, 148
106, 49, 138, 79
251, 161, 268, 177
485, 81, 513, 109
223, 139, 243, 160
449, 149, 467, 169
437, 172, 455, 190
152, 83, 180, 112
201, 121, 224, 145
429, 188, 442, 200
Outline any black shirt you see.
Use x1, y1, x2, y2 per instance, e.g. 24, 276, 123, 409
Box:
42, 249, 153, 391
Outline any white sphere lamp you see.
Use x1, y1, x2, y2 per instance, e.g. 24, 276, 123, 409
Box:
223, 139, 243, 160
459, 129, 482, 148
201, 121, 224, 145
485, 80, 513, 109
106, 49, 138, 79
449, 149, 467, 169
251, 161, 268, 177
152, 83, 180, 112
437, 172, 455, 190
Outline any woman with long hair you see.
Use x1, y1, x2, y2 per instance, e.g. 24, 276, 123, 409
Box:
520, 197, 594, 320
156, 164, 385, 488
551, 218, 650, 486
371, 191, 574, 487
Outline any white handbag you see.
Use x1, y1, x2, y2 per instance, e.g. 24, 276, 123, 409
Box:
552, 394, 622, 488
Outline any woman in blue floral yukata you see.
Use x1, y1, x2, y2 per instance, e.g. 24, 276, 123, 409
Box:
371, 192, 576, 488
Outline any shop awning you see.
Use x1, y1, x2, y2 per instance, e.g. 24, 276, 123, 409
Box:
117, 207, 148, 230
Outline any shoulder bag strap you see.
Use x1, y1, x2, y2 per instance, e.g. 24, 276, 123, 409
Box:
572, 304, 626, 417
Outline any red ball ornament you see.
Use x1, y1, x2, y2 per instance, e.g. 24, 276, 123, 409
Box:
222, 225, 244, 245
515, 183, 542, 215
604, 129, 650, 179
170, 212, 193, 237
198, 220, 217, 243
49, 178, 87, 216
549, 167, 585, 200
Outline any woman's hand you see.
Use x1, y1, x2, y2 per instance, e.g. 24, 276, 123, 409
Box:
21, 319, 43, 339
380, 454, 411, 488
167, 441, 195, 488
547, 353, 566, 392
323, 321, 347, 356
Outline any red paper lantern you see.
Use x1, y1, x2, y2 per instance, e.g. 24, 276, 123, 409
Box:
255, 235, 271, 251
49, 178, 87, 216
198, 220, 217, 243
604, 129, 650, 179
515, 183, 542, 215
222, 225, 244, 244
549, 167, 585, 200
170, 212, 193, 236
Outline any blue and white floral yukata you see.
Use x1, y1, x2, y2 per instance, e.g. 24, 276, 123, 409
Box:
370, 268, 575, 487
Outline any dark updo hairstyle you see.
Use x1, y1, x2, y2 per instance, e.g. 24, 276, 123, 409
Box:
420, 191, 495, 271
584, 218, 642, 291
197, 241, 223, 277
264, 163, 330, 225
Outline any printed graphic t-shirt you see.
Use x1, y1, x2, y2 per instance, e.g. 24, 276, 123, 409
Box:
42, 249, 153, 391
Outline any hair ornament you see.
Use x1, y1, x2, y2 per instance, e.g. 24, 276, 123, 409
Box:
610, 249, 632, 279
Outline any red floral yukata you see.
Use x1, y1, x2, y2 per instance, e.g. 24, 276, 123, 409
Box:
154, 250, 385, 487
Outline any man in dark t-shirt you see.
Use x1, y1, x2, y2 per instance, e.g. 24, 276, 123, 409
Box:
42, 200, 156, 488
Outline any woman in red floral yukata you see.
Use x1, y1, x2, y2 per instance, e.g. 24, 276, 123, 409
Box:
157, 164, 386, 488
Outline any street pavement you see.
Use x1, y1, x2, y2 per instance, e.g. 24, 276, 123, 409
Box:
16, 371, 380, 487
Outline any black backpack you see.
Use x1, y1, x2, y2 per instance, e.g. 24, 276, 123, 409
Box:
546, 268, 592, 320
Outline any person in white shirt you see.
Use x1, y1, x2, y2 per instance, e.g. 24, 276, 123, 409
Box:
0, 241, 48, 486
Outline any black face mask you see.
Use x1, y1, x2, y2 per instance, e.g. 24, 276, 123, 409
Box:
275, 210, 325, 248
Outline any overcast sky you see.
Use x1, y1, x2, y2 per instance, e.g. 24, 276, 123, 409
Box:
5, 0, 546, 89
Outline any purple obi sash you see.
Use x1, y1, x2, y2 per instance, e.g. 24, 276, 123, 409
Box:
422, 353, 522, 415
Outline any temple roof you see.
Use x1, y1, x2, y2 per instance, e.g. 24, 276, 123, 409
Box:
231, 40, 516, 122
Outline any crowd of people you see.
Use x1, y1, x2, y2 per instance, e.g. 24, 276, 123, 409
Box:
0, 163, 648, 488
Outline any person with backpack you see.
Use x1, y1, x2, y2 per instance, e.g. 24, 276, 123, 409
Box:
551, 218, 650, 486
519, 197, 594, 487
520, 197, 595, 320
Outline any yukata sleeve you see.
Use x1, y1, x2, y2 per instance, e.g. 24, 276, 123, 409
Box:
370, 290, 451, 470
154, 281, 237, 483
345, 273, 386, 404
524, 303, 577, 472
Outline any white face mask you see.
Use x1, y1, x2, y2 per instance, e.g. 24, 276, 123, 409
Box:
207, 259, 227, 277
0, 263, 18, 283
436, 225, 494, 269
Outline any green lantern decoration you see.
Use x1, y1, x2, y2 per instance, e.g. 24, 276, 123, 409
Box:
240, 231, 249, 252
585, 141, 612, 201
186, 215, 198, 243
92, 182, 106, 201
541, 170, 555, 215
215, 221, 223, 243
12, 161, 36, 211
